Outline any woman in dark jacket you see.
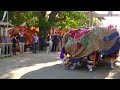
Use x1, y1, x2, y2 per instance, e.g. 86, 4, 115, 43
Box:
12, 35, 17, 55
46, 34, 50, 53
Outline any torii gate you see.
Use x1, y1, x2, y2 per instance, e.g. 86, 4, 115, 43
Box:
0, 11, 13, 37
88, 11, 120, 27
95, 11, 120, 17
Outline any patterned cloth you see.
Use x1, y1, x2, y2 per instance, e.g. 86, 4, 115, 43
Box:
62, 27, 119, 59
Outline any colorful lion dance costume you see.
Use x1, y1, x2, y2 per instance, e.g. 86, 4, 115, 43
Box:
60, 27, 120, 70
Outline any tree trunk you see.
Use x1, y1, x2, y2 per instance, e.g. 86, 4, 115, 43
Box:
39, 27, 46, 39
38, 11, 60, 39
38, 26, 51, 39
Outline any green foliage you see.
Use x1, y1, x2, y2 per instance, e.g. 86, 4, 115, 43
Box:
8, 11, 89, 29
7, 11, 90, 37
93, 17, 102, 26
0, 11, 4, 21
8, 11, 39, 27
38, 16, 50, 30
53, 11, 89, 29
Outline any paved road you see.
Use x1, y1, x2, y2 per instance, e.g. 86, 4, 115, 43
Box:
0, 51, 120, 79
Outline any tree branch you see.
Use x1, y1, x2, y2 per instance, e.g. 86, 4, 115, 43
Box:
48, 11, 60, 22
39, 11, 47, 18
54, 16, 66, 22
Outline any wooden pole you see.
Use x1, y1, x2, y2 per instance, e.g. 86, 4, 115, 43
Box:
89, 11, 93, 27
7, 11, 8, 28
7, 11, 8, 36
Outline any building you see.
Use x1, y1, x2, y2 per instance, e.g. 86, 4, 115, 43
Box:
0, 22, 14, 37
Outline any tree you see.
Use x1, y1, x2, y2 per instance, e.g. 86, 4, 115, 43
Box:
8, 11, 39, 26
93, 17, 102, 26
38, 11, 61, 37
38, 11, 89, 37
54, 11, 89, 29
7, 11, 89, 38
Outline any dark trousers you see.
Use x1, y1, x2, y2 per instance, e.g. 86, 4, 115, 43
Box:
52, 43, 57, 52
33, 43, 37, 53
4, 46, 10, 55
12, 46, 16, 55
39, 43, 44, 51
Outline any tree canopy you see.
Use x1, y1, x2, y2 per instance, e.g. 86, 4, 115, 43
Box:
0, 11, 102, 37
8, 11, 39, 26
93, 17, 102, 26
38, 11, 90, 36
38, 11, 89, 30
6, 11, 89, 28
54, 11, 89, 29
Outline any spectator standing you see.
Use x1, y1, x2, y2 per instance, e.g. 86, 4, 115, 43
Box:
12, 35, 17, 55
57, 33, 62, 51
1, 36, 7, 55
46, 33, 50, 53
18, 32, 25, 53
32, 33, 39, 53
6, 35, 12, 54
52, 32, 59, 52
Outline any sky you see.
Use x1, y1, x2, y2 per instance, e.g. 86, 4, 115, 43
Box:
95, 11, 120, 27
102, 17, 120, 27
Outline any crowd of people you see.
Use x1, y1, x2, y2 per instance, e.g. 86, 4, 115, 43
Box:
46, 32, 62, 53
0, 31, 63, 56
0, 32, 26, 55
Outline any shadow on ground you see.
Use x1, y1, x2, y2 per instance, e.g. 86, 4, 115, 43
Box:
0, 51, 120, 79
20, 63, 120, 79
0, 52, 61, 79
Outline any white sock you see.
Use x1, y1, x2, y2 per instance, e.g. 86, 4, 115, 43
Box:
89, 68, 92, 72
110, 60, 114, 69
87, 65, 93, 71
47, 47, 49, 53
